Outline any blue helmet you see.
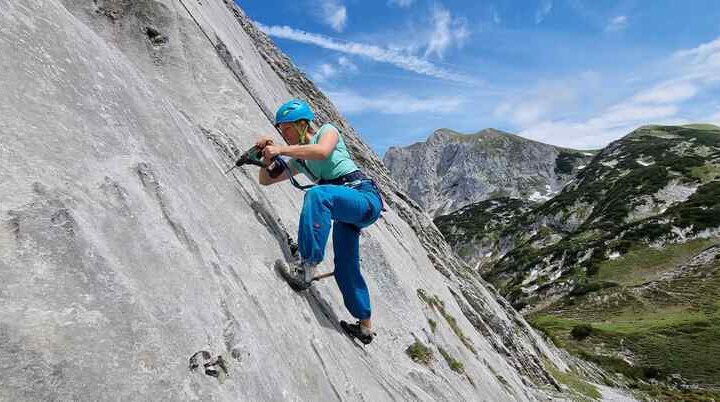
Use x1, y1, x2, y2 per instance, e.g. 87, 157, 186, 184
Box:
274, 99, 314, 126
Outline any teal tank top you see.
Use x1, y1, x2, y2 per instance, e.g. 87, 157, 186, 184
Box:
290, 123, 359, 181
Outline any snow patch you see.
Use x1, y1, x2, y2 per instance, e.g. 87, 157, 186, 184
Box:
601, 159, 619, 168
671, 225, 693, 240
608, 251, 621, 260
521, 284, 539, 294
522, 268, 541, 285
636, 158, 654, 167
577, 249, 594, 264
550, 269, 563, 282
529, 191, 551, 202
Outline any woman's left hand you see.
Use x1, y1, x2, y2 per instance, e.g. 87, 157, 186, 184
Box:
262, 144, 283, 163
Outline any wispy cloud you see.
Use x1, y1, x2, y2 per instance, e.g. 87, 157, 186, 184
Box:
311, 63, 337, 83
254, 21, 478, 84
632, 81, 697, 104
337, 56, 358, 72
318, 0, 347, 32
535, 0, 553, 24
503, 36, 720, 148
495, 70, 601, 125
673, 36, 720, 83
605, 15, 628, 32
311, 56, 358, 83
424, 4, 470, 59
518, 108, 684, 149
387, 0, 414, 7
326, 89, 465, 115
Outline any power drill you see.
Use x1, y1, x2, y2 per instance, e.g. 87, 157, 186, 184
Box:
224, 141, 285, 178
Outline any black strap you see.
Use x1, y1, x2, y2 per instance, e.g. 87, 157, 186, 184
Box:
318, 170, 366, 185
321, 171, 387, 213
275, 158, 315, 191
295, 159, 319, 182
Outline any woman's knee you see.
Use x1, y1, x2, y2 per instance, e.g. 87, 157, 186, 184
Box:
304, 186, 324, 200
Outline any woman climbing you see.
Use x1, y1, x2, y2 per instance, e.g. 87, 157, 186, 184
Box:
255, 99, 383, 345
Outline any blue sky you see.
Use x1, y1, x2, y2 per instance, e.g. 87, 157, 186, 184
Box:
238, 0, 720, 155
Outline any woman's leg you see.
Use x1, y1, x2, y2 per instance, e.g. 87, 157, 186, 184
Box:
332, 221, 372, 321
297, 185, 377, 263
297, 184, 379, 328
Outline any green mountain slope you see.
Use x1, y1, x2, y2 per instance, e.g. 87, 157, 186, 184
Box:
530, 242, 720, 401
434, 197, 535, 272
435, 124, 720, 399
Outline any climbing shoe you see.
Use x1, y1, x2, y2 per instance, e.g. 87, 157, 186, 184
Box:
340, 320, 375, 345
276, 259, 317, 291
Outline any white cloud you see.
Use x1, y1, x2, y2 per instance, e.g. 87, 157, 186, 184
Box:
605, 15, 628, 32
673, 36, 720, 84
337, 56, 358, 72
326, 89, 464, 115
254, 22, 478, 84
318, 0, 347, 32
639, 38, 720, 101
517, 102, 682, 149
596, 103, 678, 128
633, 81, 697, 104
500, 36, 720, 149
519, 115, 687, 150
387, 0, 414, 7
311, 63, 337, 83
535, 0, 553, 24
311, 56, 358, 83
425, 4, 470, 59
516, 96, 682, 149
674, 36, 720, 61
494, 71, 600, 125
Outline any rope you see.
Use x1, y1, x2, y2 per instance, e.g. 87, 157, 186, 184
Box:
176, 0, 271, 122
175, 0, 316, 191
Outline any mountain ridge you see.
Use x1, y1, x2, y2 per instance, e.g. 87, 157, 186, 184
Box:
384, 127, 595, 216
434, 124, 720, 399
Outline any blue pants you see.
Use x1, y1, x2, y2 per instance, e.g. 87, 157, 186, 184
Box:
298, 181, 382, 320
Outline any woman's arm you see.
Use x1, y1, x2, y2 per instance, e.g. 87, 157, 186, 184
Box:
258, 160, 299, 186
262, 128, 339, 161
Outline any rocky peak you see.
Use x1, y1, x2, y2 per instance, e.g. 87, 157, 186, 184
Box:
384, 128, 594, 216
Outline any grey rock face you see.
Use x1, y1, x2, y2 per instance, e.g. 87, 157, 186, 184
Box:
0, 1, 632, 401
384, 128, 593, 216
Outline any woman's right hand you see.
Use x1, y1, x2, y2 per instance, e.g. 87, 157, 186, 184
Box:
255, 137, 274, 149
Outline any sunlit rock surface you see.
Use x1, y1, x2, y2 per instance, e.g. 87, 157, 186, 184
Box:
0, 1, 631, 400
